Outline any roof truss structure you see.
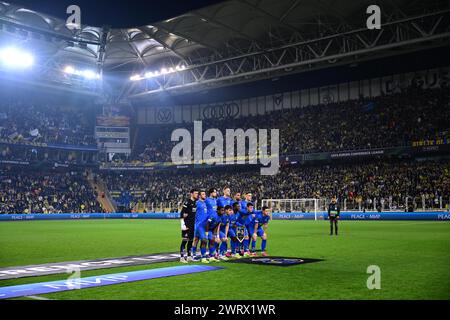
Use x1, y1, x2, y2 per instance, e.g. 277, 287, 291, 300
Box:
0, 0, 449, 101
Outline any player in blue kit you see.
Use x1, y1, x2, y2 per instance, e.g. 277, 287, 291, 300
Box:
237, 193, 255, 256
199, 188, 218, 262
217, 187, 232, 208
205, 205, 223, 262
232, 192, 241, 206
217, 187, 232, 256
205, 188, 218, 220
248, 206, 271, 256
239, 192, 252, 213
217, 205, 232, 260
191, 190, 210, 263
228, 202, 242, 259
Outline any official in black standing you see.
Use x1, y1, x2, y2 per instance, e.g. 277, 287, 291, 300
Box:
179, 188, 199, 263
328, 196, 341, 236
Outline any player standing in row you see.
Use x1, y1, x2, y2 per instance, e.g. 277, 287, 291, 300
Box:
217, 187, 232, 256
233, 192, 241, 205
191, 190, 210, 263
179, 188, 198, 263
194, 188, 218, 263
217, 187, 233, 207
236, 193, 255, 256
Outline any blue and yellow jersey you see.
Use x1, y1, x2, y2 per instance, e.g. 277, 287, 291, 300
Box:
251, 211, 270, 228
217, 196, 232, 208
207, 211, 221, 230
205, 197, 218, 216
195, 200, 208, 226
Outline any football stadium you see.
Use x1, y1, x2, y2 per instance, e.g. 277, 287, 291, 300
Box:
0, 0, 450, 306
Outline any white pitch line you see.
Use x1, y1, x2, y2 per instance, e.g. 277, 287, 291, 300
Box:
26, 295, 53, 301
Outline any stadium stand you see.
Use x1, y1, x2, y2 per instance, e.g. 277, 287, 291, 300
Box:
0, 98, 97, 147
100, 159, 450, 213
131, 87, 450, 163
0, 168, 103, 214
0, 85, 449, 214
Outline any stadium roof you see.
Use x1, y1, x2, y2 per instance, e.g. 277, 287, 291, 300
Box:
1, 0, 450, 99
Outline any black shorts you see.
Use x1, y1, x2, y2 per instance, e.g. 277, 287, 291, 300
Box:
181, 226, 195, 240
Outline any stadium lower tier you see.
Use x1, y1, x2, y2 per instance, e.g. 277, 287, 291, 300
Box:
0, 169, 103, 214
0, 158, 449, 214
101, 159, 450, 212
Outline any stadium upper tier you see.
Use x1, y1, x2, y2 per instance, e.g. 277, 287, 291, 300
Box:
128, 86, 450, 162
0, 97, 97, 148
1, 86, 449, 165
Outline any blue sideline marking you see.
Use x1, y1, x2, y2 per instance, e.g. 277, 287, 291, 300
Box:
0, 265, 224, 299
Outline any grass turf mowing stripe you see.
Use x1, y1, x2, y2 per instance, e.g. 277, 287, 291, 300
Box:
0, 265, 224, 300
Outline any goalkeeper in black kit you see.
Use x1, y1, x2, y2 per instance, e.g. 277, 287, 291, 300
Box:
179, 188, 199, 263
328, 196, 340, 236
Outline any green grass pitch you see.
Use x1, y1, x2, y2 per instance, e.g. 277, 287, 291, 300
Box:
0, 219, 449, 300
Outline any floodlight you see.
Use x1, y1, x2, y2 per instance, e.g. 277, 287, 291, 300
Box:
130, 74, 143, 81
64, 65, 75, 74
0, 47, 34, 68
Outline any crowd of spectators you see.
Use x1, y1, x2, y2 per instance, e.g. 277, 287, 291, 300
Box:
101, 159, 450, 212
0, 87, 448, 165
0, 144, 98, 165
0, 99, 97, 147
131, 87, 450, 162
1, 158, 447, 214
0, 169, 103, 214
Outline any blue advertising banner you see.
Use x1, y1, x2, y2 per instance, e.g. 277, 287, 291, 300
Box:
0, 212, 449, 221
270, 212, 450, 221
0, 213, 180, 221
0, 265, 224, 300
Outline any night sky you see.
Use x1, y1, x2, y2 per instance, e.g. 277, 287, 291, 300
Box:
9, 0, 225, 27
